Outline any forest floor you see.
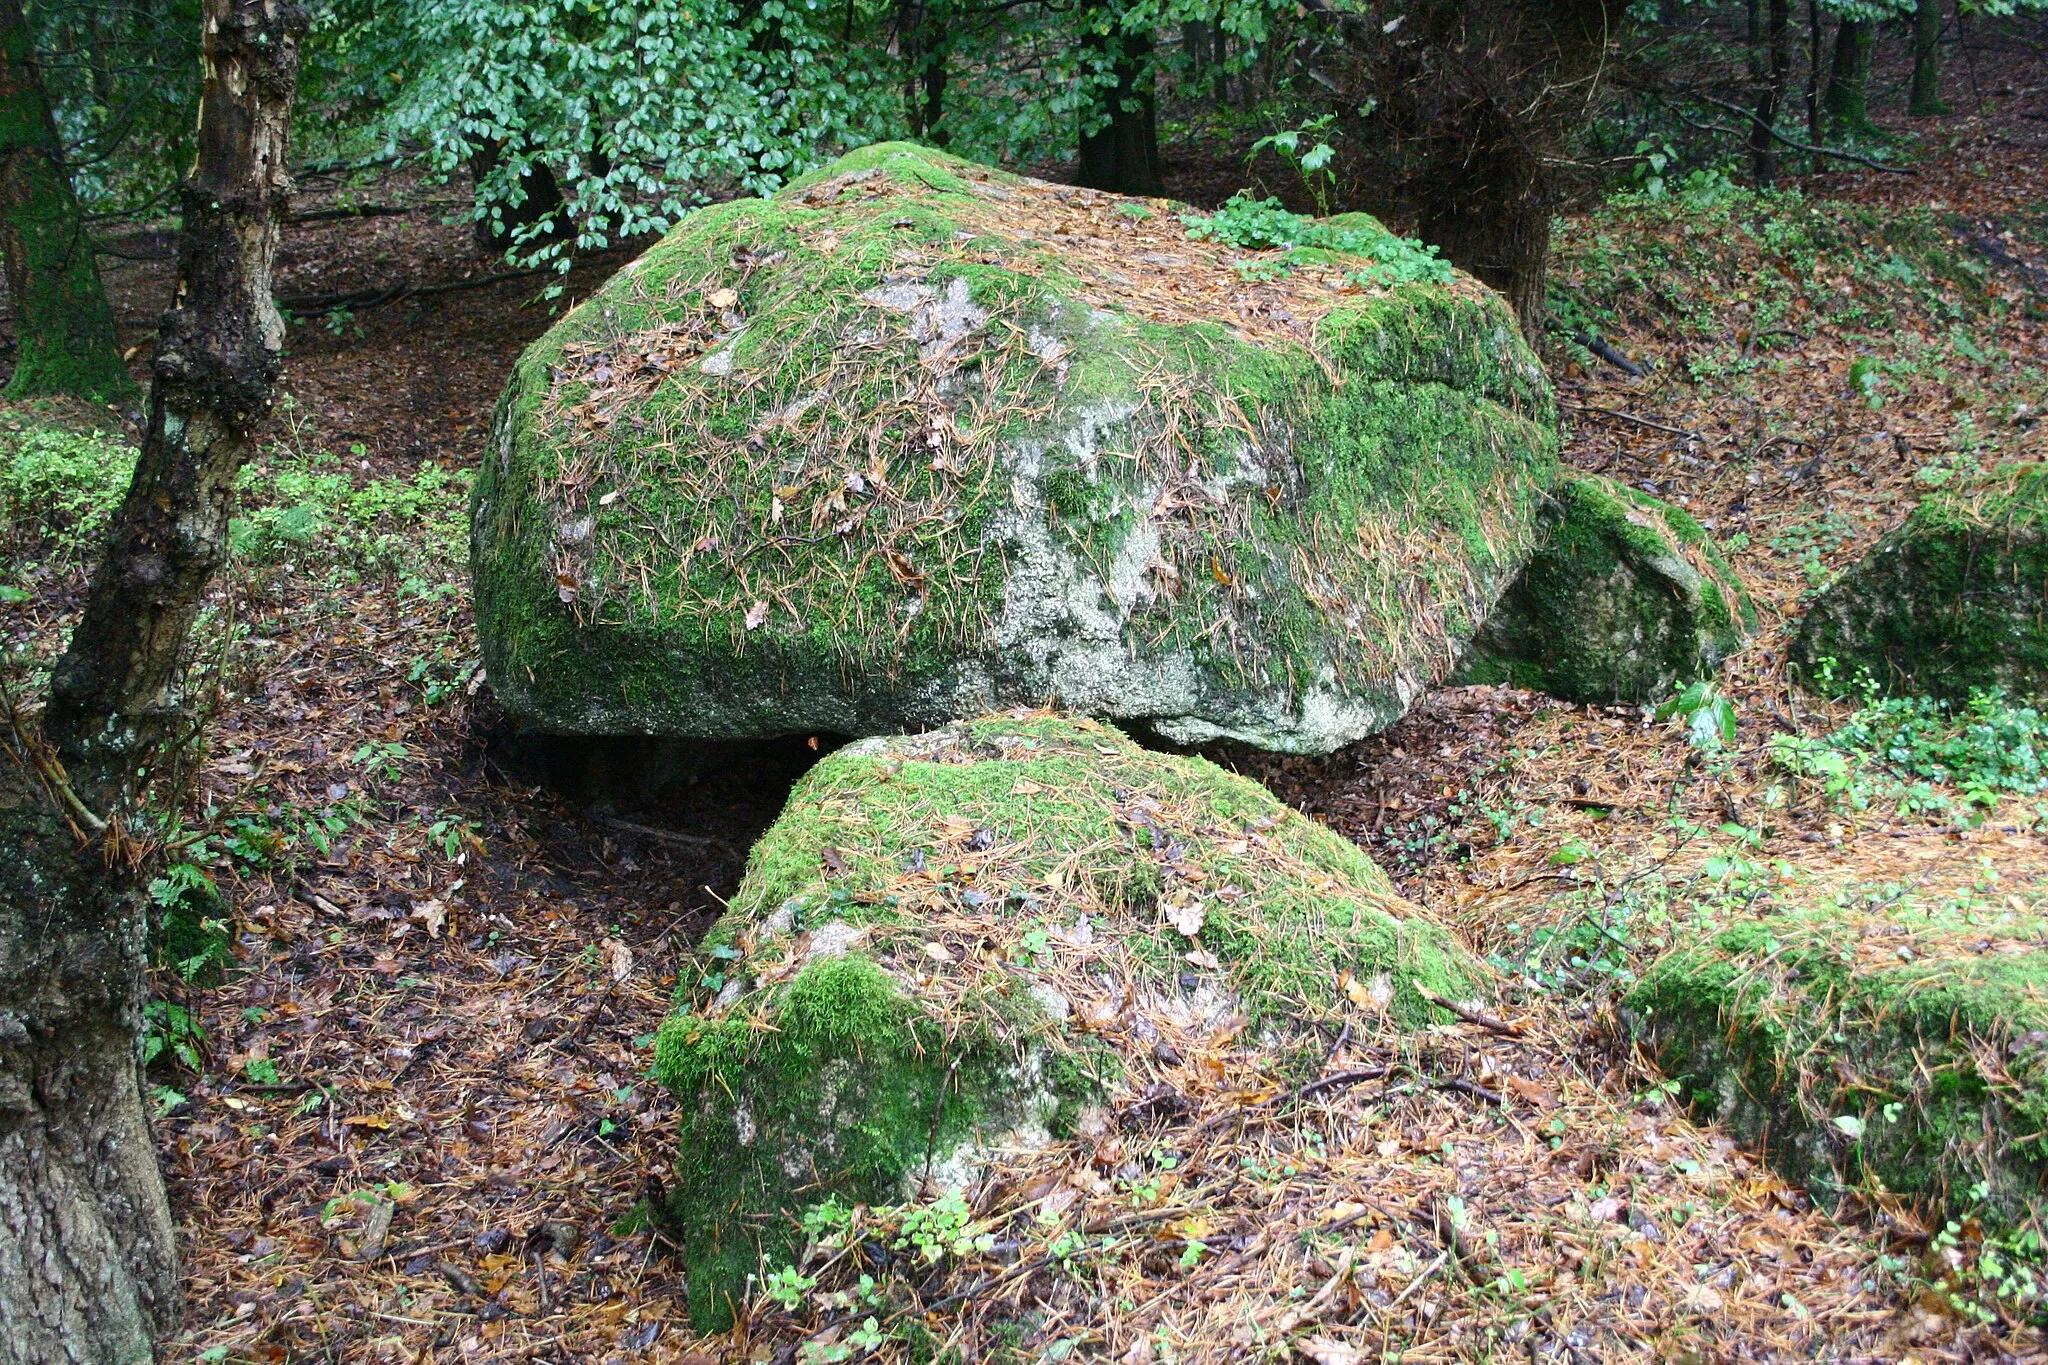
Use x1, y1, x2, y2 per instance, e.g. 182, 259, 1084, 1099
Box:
2, 23, 2045, 1365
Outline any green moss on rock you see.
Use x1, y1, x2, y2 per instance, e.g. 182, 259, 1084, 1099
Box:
1792, 464, 2048, 701
652, 711, 1480, 1327
1626, 892, 2048, 1230
1456, 475, 1755, 702
472, 142, 1556, 754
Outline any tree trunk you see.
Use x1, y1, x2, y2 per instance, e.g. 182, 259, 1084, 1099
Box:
1909, 0, 1948, 114
468, 138, 567, 256
1825, 16, 1874, 137
1076, 11, 1163, 196
1749, 0, 1791, 186
1413, 107, 1550, 341
1805, 0, 1823, 139
0, 0, 135, 405
1, 1, 304, 1360
899, 0, 950, 144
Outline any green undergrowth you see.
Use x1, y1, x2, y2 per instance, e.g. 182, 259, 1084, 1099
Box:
0, 398, 469, 599
651, 711, 1479, 1328
1628, 873, 2048, 1285
474, 140, 1555, 740
1769, 679, 2048, 828
1551, 185, 2016, 392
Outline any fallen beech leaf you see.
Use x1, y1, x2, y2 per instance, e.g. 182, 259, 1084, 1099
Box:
409, 898, 446, 938
1295, 1337, 1363, 1365
344, 1114, 394, 1130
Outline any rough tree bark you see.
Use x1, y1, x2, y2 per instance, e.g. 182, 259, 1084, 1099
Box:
0, 2, 304, 1361
897, 0, 951, 144
1909, 0, 1948, 114
1410, 106, 1551, 341
0, 0, 135, 405
1075, 5, 1164, 196
1825, 16, 1875, 136
1749, 0, 1791, 185
1806, 0, 1824, 138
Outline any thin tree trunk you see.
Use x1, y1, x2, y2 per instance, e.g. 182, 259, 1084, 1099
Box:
0, 0, 135, 405
1825, 16, 1874, 136
901, 0, 950, 144
1805, 0, 1824, 139
1749, 0, 1791, 185
0, 2, 304, 1360
1909, 0, 1948, 114
1076, 8, 1164, 195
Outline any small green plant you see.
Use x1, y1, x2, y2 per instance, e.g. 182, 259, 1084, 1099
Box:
1250, 114, 1338, 215
426, 815, 482, 861
354, 740, 408, 783
151, 861, 231, 983
763, 1264, 816, 1311
891, 1190, 995, 1264
143, 1000, 206, 1074
1657, 680, 1738, 756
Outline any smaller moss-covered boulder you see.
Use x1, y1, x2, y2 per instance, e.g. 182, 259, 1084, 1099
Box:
1793, 464, 2048, 701
1627, 894, 2048, 1229
1456, 475, 1754, 703
652, 711, 1480, 1327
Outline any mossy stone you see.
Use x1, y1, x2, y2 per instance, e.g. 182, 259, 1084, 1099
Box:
651, 711, 1481, 1327
1455, 475, 1755, 703
1626, 894, 2048, 1230
472, 141, 1556, 755
1792, 464, 2048, 701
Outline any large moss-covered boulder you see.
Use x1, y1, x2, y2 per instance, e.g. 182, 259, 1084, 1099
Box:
1456, 475, 1754, 703
1627, 894, 2048, 1229
651, 711, 1480, 1327
1793, 464, 2048, 700
473, 142, 1556, 753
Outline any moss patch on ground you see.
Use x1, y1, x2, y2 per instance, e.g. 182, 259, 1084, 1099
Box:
472, 141, 1556, 753
1627, 882, 2048, 1232
651, 710, 1480, 1328
1792, 464, 2048, 702
1458, 475, 1755, 703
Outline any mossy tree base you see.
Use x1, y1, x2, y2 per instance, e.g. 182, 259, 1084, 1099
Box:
1792, 465, 2048, 702
1456, 475, 1754, 704
652, 712, 1481, 1328
1627, 893, 2048, 1232
473, 142, 1556, 756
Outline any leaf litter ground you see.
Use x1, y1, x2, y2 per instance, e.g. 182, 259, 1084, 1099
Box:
0, 29, 2041, 1365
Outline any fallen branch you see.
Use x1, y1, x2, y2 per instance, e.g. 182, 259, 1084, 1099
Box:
1687, 94, 1916, 174
1414, 984, 1524, 1037
594, 813, 720, 849
1567, 404, 1702, 441
276, 267, 548, 317
1570, 330, 1646, 376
